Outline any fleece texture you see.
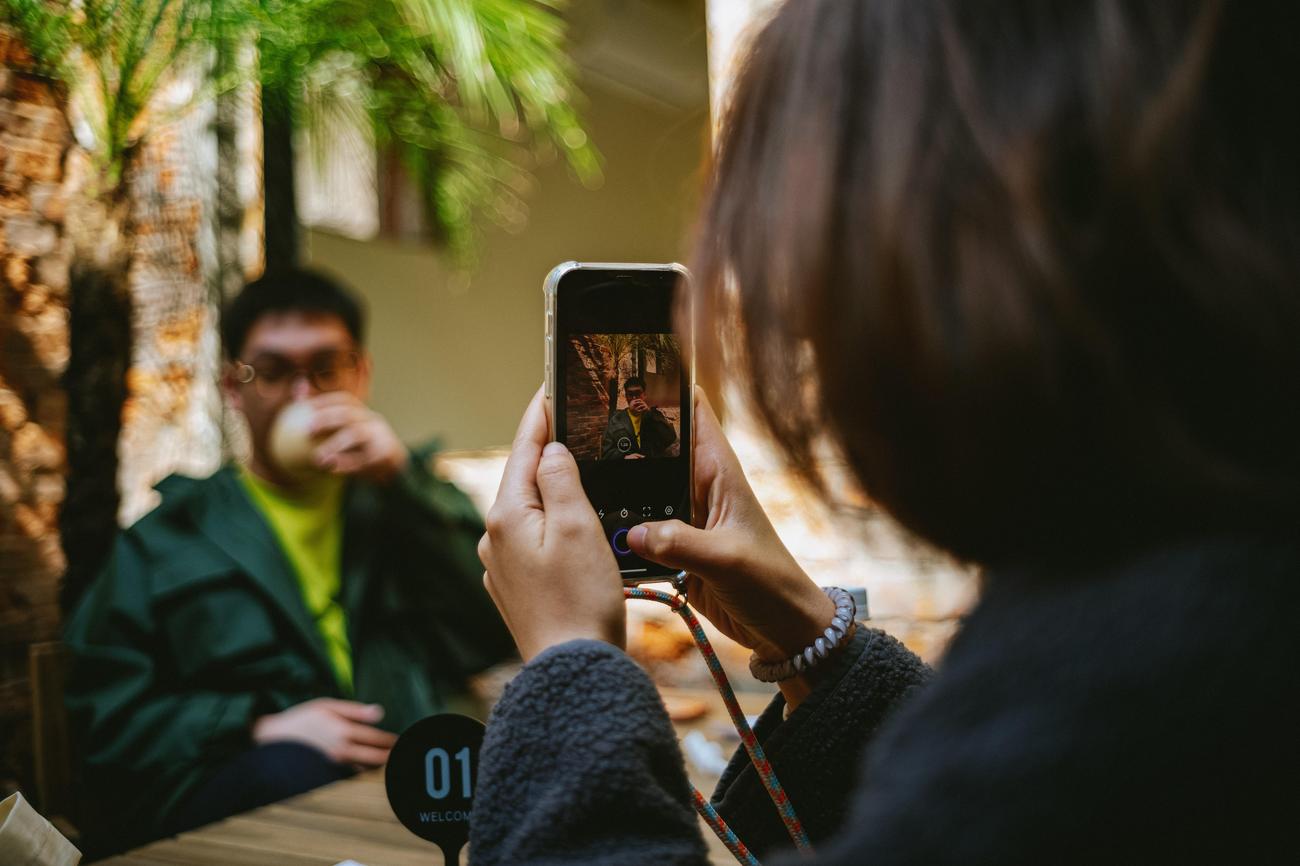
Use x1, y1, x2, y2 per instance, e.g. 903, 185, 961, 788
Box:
471, 531, 1300, 865
472, 639, 709, 865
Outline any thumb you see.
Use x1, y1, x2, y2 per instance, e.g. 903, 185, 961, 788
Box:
535, 441, 589, 513
628, 520, 734, 576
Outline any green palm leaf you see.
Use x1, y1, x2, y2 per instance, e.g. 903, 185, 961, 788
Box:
4, 0, 598, 257
257, 0, 600, 259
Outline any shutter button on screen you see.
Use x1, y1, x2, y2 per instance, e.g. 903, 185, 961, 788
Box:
611, 527, 632, 557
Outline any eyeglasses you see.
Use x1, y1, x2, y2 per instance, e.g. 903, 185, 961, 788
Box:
233, 353, 361, 398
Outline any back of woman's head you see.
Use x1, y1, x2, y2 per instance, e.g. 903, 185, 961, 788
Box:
694, 0, 1300, 566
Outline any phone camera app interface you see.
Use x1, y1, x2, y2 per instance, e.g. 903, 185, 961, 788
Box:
564, 334, 682, 463
563, 332, 687, 578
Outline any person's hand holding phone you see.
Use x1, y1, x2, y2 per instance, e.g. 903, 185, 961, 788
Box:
478, 387, 627, 662
628, 389, 835, 674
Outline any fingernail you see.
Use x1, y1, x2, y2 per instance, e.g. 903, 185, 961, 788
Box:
628, 524, 648, 549
543, 441, 567, 457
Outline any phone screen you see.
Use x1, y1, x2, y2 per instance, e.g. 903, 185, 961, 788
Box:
550, 265, 691, 581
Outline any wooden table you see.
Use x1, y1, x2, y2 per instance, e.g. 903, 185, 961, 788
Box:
99, 770, 432, 866
102, 688, 776, 866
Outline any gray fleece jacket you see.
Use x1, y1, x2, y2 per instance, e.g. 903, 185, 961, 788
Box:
471, 531, 1300, 865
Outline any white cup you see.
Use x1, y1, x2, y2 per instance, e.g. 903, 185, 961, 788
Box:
268, 400, 328, 482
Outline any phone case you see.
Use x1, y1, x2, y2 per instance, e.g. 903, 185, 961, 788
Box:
543, 261, 695, 586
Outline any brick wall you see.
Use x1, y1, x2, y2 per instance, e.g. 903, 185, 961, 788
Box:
563, 335, 687, 459
0, 30, 72, 800
564, 335, 613, 460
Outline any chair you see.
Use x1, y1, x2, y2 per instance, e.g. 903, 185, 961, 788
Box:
27, 641, 77, 831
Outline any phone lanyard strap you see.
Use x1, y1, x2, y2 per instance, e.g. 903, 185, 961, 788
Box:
693, 788, 760, 866
624, 586, 813, 862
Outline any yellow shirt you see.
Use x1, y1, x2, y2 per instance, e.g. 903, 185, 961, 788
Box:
628, 409, 642, 445
239, 467, 353, 693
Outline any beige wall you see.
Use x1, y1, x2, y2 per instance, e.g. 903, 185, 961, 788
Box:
307, 1, 978, 666
306, 71, 709, 450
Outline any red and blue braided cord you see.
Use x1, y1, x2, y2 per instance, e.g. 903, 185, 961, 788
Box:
694, 788, 760, 866
624, 586, 813, 862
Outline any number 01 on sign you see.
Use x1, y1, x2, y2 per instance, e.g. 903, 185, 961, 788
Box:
385, 714, 486, 862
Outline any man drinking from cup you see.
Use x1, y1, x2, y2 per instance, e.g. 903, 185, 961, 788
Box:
64, 268, 514, 854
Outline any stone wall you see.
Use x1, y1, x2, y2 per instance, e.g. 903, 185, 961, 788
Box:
117, 77, 227, 525
0, 34, 237, 802
0, 31, 72, 800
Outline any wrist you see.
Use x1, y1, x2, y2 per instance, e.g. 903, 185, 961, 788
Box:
370, 450, 410, 486
522, 625, 625, 663
749, 587, 857, 684
752, 580, 836, 661
250, 713, 275, 743
777, 674, 816, 711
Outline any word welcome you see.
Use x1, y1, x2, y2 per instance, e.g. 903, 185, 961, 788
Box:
418, 810, 471, 823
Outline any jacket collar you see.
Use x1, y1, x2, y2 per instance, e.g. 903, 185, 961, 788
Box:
340, 478, 381, 618
185, 466, 339, 685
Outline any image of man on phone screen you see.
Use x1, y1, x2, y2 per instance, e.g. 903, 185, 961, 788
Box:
600, 376, 677, 460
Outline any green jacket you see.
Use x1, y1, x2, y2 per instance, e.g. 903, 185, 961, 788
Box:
600, 408, 678, 460
63, 458, 515, 844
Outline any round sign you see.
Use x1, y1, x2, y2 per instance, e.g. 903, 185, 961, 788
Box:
385, 713, 486, 861
617, 436, 633, 453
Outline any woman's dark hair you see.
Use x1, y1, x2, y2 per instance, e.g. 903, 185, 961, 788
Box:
692, 0, 1300, 565
222, 267, 366, 360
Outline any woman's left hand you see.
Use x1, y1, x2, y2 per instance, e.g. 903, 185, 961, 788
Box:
478, 386, 627, 662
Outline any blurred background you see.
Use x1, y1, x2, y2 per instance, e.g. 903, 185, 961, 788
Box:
306, 0, 709, 452
0, 0, 974, 830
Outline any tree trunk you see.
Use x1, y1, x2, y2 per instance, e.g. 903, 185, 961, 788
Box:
261, 77, 299, 270
59, 197, 133, 611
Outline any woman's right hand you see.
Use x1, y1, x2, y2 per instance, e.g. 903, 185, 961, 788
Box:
627, 389, 835, 665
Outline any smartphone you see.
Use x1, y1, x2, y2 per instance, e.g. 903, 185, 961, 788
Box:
545, 262, 693, 583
